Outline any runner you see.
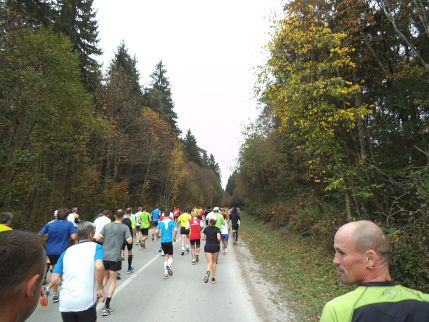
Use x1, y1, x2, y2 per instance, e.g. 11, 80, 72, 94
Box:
173, 207, 180, 222
93, 209, 111, 244
122, 208, 136, 273
50, 222, 104, 322
229, 207, 241, 244
210, 207, 224, 264
42, 210, 58, 285
220, 212, 230, 255
134, 207, 143, 245
96, 209, 132, 316
202, 216, 221, 284
151, 207, 161, 241
156, 209, 177, 279
213, 207, 224, 231
67, 207, 80, 228
138, 207, 151, 248
189, 210, 204, 265
39, 208, 77, 303
177, 208, 192, 255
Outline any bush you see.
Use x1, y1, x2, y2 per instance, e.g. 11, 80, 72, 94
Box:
389, 219, 429, 292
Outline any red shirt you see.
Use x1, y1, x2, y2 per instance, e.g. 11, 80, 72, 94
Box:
189, 218, 202, 240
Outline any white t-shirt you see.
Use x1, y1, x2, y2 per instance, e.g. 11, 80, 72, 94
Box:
54, 241, 103, 312
67, 213, 78, 228
134, 211, 142, 225
93, 216, 111, 239
206, 212, 217, 222
221, 220, 229, 234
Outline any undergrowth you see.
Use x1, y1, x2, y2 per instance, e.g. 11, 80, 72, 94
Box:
240, 213, 352, 321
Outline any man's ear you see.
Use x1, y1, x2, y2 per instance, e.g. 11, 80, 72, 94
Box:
25, 274, 42, 298
365, 250, 377, 269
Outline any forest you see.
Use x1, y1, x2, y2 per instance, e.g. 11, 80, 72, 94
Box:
0, 0, 223, 227
224, 0, 429, 291
2, 0, 428, 292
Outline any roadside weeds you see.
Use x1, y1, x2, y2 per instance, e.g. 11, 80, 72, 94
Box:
240, 214, 352, 321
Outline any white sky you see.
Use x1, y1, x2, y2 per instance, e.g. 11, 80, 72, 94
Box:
93, 0, 283, 188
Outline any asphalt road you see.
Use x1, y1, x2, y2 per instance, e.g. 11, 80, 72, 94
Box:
28, 236, 268, 322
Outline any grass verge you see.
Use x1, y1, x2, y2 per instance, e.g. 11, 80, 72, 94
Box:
240, 213, 352, 321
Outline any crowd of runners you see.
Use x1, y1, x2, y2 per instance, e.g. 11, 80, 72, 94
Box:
35, 205, 241, 320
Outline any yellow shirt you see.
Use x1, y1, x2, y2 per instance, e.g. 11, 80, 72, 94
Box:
177, 213, 192, 228
0, 224, 12, 232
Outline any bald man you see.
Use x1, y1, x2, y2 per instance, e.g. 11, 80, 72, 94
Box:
320, 220, 429, 322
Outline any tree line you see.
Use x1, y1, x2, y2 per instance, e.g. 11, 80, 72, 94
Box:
226, 0, 429, 291
0, 0, 223, 226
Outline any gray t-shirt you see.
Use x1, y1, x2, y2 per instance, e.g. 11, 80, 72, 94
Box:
100, 221, 132, 261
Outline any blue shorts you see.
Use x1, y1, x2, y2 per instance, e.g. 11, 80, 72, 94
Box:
221, 234, 229, 241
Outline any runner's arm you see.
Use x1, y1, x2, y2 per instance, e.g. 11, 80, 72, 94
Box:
51, 250, 66, 286
94, 245, 105, 298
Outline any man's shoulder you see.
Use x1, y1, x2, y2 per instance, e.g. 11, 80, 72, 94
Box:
321, 288, 362, 322
325, 287, 363, 307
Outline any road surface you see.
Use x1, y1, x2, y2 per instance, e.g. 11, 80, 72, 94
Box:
28, 235, 292, 322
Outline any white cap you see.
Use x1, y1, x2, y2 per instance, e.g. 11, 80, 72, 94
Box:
213, 207, 219, 212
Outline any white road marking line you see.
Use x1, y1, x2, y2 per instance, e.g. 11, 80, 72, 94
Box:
97, 237, 181, 310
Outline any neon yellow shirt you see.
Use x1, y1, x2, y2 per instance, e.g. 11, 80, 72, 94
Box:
177, 212, 192, 228
139, 211, 151, 229
0, 224, 12, 232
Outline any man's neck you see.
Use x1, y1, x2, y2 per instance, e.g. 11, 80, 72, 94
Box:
362, 268, 391, 284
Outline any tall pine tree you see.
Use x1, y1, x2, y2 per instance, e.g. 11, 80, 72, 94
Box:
54, 0, 102, 92
143, 60, 179, 135
183, 129, 202, 165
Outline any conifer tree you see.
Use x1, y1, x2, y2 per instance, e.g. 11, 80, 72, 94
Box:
54, 0, 102, 92
208, 153, 221, 181
183, 129, 202, 165
143, 61, 179, 135
104, 42, 143, 132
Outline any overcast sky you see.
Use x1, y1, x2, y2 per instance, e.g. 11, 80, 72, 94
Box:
93, 0, 283, 187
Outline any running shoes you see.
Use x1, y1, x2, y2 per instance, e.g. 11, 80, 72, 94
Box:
102, 306, 112, 316
204, 270, 210, 283
166, 265, 173, 276
52, 292, 59, 303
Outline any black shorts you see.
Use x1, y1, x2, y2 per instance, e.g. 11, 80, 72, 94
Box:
190, 239, 200, 246
103, 260, 121, 272
122, 241, 133, 251
161, 242, 173, 255
231, 224, 239, 231
204, 244, 220, 253
61, 306, 96, 322
180, 227, 190, 235
140, 228, 149, 236
48, 255, 60, 265
151, 221, 158, 227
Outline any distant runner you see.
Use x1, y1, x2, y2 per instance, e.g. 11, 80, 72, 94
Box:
189, 210, 204, 265
156, 210, 177, 279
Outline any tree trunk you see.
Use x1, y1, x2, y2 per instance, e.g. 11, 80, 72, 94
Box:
345, 190, 353, 222
353, 71, 366, 160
